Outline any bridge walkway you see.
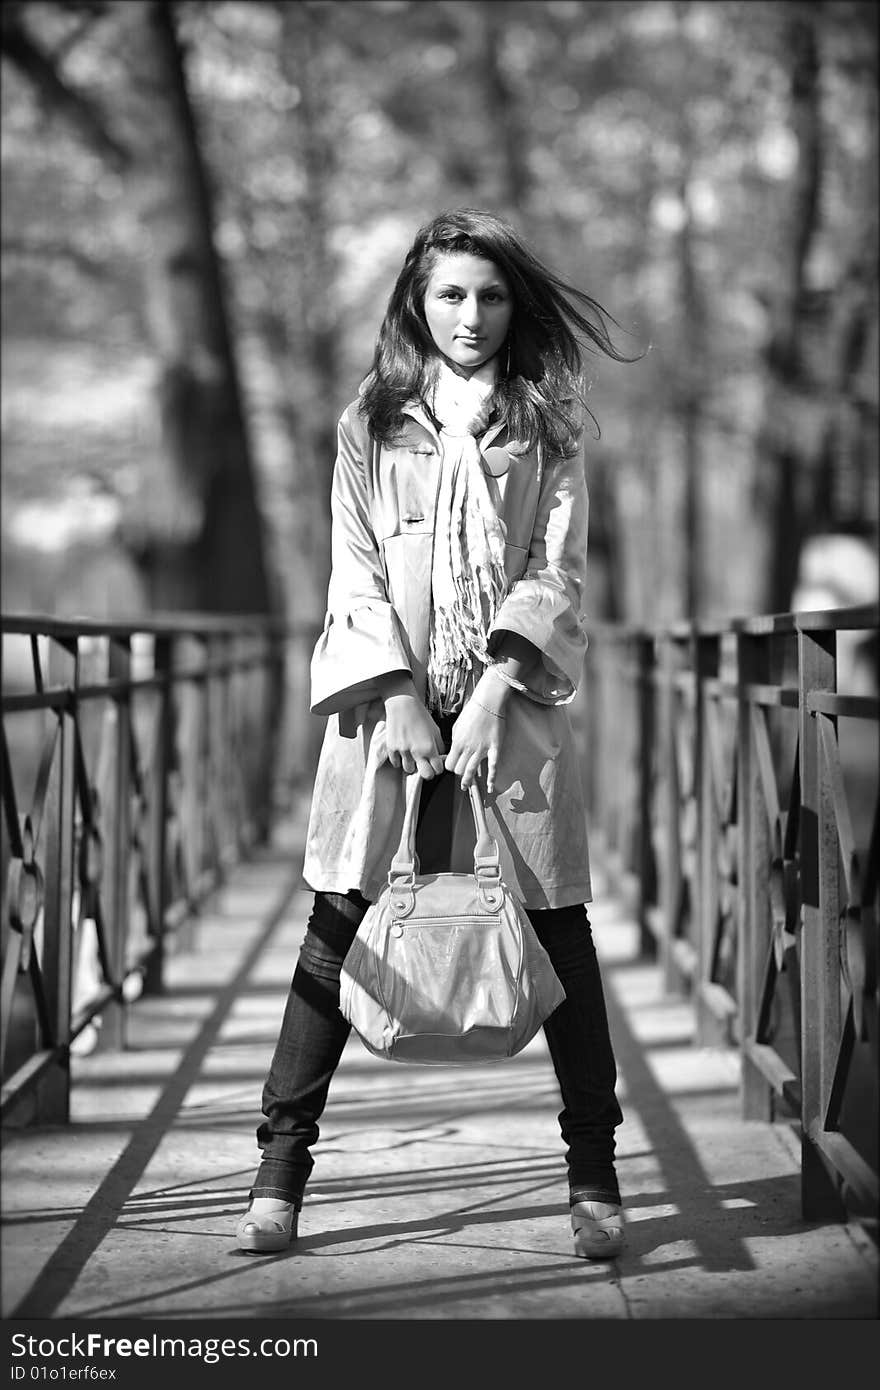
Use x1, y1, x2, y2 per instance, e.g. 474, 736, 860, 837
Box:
2, 796, 877, 1324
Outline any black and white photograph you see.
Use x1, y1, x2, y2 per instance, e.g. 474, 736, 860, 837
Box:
1, 0, 877, 1372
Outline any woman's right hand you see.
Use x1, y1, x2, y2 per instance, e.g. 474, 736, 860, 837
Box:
375, 674, 446, 779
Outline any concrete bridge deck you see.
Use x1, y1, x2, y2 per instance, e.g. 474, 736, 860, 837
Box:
2, 796, 877, 1332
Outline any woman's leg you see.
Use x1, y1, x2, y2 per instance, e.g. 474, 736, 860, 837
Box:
249, 763, 456, 1206
249, 888, 370, 1206
527, 903, 624, 1206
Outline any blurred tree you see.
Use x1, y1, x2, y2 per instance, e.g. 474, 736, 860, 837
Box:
2, 0, 275, 615
121, 0, 274, 614
753, 1, 824, 614
2, 0, 877, 637
673, 1, 711, 620
278, 0, 339, 606
751, 0, 878, 612
457, 0, 530, 210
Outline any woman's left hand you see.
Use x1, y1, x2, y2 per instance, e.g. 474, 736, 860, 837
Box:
445, 684, 508, 793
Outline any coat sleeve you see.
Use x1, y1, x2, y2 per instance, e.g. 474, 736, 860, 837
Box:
310, 407, 412, 717
486, 445, 589, 705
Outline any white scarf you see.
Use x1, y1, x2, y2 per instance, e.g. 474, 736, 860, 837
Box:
425, 357, 509, 715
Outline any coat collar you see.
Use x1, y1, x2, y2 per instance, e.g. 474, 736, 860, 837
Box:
401, 398, 508, 455
356, 373, 512, 456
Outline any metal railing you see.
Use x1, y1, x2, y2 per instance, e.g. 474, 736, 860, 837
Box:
1, 613, 288, 1127
581, 603, 879, 1222
4, 600, 876, 1228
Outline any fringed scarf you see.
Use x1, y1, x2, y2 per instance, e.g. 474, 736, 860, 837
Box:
425, 357, 509, 715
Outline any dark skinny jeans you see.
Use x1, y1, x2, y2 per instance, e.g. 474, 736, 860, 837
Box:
250, 888, 624, 1210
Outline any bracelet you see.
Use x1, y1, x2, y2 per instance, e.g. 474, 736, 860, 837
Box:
472, 698, 506, 719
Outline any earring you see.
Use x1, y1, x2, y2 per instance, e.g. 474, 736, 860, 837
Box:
505, 338, 512, 377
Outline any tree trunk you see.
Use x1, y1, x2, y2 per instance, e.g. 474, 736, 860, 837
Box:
813, 8, 878, 539
280, 0, 338, 610
586, 455, 625, 623
278, 1, 342, 779
758, 5, 822, 614
673, 5, 709, 622
118, 0, 274, 614
478, 0, 529, 212
677, 182, 705, 622
1, 1, 276, 614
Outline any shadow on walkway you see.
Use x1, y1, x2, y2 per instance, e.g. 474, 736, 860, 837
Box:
1, 809, 877, 1321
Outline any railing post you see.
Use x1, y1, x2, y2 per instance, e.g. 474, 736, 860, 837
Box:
38, 637, 77, 1122
144, 634, 172, 996
580, 638, 600, 859
197, 634, 216, 898
177, 634, 207, 947
599, 636, 618, 873
657, 634, 685, 993
635, 632, 657, 959
100, 634, 133, 1048
590, 635, 610, 867
798, 623, 846, 1218
231, 631, 247, 852
213, 631, 234, 863
695, 631, 726, 1045
257, 629, 285, 843
737, 630, 774, 1120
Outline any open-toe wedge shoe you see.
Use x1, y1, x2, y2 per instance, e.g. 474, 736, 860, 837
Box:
236, 1200, 298, 1254
571, 1200, 626, 1260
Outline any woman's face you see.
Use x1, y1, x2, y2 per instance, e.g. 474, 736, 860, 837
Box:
422, 252, 513, 375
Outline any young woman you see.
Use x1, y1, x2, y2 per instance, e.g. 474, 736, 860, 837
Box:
237, 208, 632, 1260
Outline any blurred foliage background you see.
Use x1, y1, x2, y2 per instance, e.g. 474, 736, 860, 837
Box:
2, 0, 878, 640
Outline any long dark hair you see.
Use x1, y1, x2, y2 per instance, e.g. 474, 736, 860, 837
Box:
359, 207, 637, 456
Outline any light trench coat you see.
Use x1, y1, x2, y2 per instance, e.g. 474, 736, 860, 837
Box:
301, 395, 593, 910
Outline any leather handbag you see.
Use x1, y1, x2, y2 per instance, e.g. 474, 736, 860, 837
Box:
339, 772, 566, 1064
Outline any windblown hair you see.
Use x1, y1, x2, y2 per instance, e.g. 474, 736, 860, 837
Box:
359, 207, 637, 456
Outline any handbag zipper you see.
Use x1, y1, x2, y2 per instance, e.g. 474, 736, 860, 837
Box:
390, 915, 504, 929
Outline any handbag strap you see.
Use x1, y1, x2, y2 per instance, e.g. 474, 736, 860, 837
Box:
388, 772, 501, 888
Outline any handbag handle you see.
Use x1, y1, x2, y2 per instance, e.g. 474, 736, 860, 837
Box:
388, 772, 502, 899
